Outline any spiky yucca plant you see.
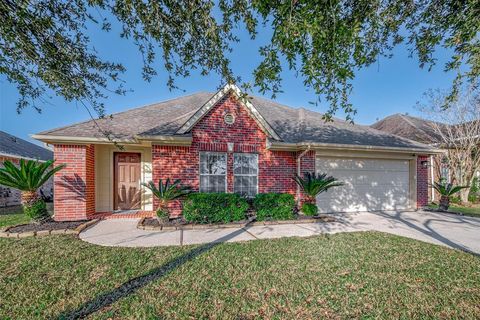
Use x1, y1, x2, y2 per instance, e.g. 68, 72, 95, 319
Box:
432, 181, 469, 211
0, 159, 65, 222
293, 172, 343, 215
142, 178, 193, 221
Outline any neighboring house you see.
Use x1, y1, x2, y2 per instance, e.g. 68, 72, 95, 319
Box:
33, 84, 440, 221
371, 113, 444, 144
0, 131, 53, 207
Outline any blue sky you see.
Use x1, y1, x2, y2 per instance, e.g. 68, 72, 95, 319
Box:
0, 14, 456, 146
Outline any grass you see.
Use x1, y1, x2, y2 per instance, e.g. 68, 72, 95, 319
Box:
0, 210, 29, 228
428, 203, 480, 218
0, 232, 479, 319
0, 203, 54, 228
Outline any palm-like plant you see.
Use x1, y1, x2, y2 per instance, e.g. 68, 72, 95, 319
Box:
293, 172, 344, 214
432, 181, 469, 211
0, 159, 65, 222
142, 178, 193, 221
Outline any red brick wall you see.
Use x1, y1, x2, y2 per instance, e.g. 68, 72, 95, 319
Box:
152, 94, 300, 216
417, 155, 430, 208
297, 150, 316, 205
53, 144, 95, 221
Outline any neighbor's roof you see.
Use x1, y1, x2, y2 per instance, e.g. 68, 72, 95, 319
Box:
371, 113, 445, 144
35, 89, 435, 151
0, 131, 53, 161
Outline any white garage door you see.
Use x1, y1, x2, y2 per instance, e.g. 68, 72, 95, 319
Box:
315, 156, 412, 213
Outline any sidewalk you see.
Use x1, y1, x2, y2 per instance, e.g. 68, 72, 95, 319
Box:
79, 218, 360, 247
79, 211, 480, 254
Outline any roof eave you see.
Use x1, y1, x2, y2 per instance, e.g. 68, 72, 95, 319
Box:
266, 139, 443, 154
32, 134, 193, 147
31, 134, 138, 145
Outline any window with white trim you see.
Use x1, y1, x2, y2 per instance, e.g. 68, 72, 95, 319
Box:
234, 153, 258, 197
199, 152, 227, 193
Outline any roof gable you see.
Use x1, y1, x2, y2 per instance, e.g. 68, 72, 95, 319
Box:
176, 84, 281, 140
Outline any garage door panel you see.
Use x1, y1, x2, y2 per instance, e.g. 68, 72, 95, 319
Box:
315, 156, 411, 213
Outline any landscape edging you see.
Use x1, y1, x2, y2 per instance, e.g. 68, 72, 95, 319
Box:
0, 219, 100, 239
137, 216, 336, 231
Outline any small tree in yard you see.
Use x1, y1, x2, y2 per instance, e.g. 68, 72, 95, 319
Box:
419, 88, 480, 204
142, 179, 192, 222
0, 159, 65, 223
431, 181, 469, 211
293, 172, 343, 216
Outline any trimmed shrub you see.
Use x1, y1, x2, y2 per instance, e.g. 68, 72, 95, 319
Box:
183, 193, 249, 224
254, 193, 295, 221
156, 208, 169, 221
24, 199, 50, 222
302, 203, 318, 216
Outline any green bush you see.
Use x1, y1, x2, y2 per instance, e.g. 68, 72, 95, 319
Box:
182, 193, 249, 224
254, 193, 295, 221
301, 203, 318, 216
156, 208, 169, 220
24, 199, 50, 222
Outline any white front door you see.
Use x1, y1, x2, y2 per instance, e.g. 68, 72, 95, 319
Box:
315, 156, 412, 213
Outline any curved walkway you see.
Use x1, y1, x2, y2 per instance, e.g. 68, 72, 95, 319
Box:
80, 211, 480, 254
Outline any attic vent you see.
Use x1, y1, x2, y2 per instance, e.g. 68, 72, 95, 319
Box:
224, 113, 235, 125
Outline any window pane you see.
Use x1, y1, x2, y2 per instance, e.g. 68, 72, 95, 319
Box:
207, 154, 226, 175
234, 154, 258, 175
200, 152, 227, 193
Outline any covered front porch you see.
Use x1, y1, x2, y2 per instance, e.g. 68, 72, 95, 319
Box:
53, 144, 155, 221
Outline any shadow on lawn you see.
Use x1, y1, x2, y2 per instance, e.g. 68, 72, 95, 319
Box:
375, 211, 480, 257
57, 227, 249, 320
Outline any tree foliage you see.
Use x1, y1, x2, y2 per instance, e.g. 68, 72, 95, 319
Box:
418, 88, 480, 203
1, 0, 479, 121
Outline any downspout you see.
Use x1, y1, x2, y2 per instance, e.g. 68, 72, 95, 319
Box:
296, 145, 312, 204
430, 156, 435, 202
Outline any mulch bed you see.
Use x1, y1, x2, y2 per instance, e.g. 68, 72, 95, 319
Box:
8, 220, 89, 233
139, 214, 336, 231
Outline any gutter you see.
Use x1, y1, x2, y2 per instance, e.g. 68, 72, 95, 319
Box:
0, 152, 48, 163
267, 140, 443, 155
296, 144, 312, 203
31, 134, 137, 145
31, 134, 193, 146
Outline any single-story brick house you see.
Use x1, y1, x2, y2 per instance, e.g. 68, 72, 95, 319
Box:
1, 131, 53, 208
33, 84, 440, 221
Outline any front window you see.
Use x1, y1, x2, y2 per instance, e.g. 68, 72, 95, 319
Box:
234, 153, 258, 197
199, 152, 227, 193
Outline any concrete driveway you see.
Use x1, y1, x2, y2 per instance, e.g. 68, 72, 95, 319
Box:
80, 211, 480, 254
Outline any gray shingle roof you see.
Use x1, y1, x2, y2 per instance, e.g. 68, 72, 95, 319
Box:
0, 131, 53, 161
371, 114, 444, 144
37, 91, 432, 151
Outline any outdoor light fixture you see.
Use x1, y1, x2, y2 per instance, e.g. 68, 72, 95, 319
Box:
227, 142, 234, 152
421, 160, 429, 168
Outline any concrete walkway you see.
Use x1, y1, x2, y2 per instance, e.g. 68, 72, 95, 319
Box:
80, 211, 480, 254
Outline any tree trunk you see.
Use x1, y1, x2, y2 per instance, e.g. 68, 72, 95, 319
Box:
459, 188, 469, 204
21, 190, 39, 205
439, 196, 450, 211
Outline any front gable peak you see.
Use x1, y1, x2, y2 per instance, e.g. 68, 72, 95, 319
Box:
176, 84, 281, 140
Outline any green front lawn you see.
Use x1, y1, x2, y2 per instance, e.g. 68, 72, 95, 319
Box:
428, 203, 480, 218
1, 232, 479, 319
0, 210, 29, 228
0, 203, 54, 228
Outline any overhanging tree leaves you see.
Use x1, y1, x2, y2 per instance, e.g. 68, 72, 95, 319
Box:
1, 0, 479, 121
